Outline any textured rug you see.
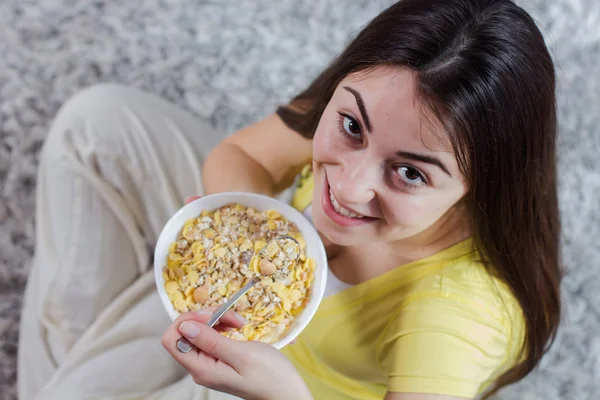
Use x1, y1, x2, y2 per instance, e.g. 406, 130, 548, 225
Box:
1, 0, 599, 399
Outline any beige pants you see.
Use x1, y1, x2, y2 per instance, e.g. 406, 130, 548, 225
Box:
18, 84, 240, 400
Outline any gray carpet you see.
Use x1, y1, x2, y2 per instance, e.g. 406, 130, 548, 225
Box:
1, 0, 599, 399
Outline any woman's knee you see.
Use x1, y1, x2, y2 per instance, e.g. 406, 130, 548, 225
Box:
44, 83, 144, 156
55, 83, 136, 125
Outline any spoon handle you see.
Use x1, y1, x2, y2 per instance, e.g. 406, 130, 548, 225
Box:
206, 276, 260, 327
176, 276, 260, 353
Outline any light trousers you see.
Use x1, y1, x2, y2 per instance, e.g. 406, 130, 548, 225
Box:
18, 84, 240, 400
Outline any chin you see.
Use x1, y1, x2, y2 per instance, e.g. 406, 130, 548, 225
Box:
319, 228, 367, 247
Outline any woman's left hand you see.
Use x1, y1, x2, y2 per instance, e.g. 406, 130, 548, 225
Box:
161, 308, 313, 400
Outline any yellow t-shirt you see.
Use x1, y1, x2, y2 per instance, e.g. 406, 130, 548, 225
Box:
282, 165, 525, 399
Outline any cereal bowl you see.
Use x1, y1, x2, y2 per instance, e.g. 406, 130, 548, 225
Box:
154, 192, 328, 349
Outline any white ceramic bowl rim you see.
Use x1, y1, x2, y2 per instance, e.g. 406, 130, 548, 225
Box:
154, 192, 328, 349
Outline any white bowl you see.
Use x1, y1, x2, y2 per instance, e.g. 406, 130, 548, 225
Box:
154, 192, 328, 349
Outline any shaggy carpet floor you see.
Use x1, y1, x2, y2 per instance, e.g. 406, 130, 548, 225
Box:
1, 0, 599, 399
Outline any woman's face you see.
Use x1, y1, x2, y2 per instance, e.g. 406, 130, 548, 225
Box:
311, 67, 468, 247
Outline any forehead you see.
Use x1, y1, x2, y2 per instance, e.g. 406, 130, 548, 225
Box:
339, 67, 451, 152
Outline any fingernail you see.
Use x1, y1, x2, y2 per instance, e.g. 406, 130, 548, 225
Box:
196, 309, 213, 315
234, 312, 248, 325
179, 321, 200, 339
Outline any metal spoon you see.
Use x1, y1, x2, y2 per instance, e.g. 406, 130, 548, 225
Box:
176, 236, 300, 353
176, 276, 261, 353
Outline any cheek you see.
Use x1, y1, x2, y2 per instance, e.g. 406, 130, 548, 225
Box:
386, 194, 453, 226
313, 118, 343, 161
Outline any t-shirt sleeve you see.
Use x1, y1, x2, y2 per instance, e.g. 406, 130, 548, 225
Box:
378, 293, 512, 398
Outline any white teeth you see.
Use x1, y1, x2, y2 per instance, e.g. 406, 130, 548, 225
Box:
329, 189, 364, 219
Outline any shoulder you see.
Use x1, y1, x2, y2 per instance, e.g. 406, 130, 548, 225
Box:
376, 252, 525, 398
401, 249, 524, 336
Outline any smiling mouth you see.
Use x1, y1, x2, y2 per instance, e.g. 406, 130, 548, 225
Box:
321, 171, 376, 228
328, 189, 365, 219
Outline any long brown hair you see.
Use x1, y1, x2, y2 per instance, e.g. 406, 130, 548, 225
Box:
277, 0, 561, 397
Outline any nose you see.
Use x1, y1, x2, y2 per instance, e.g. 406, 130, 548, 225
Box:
330, 158, 378, 205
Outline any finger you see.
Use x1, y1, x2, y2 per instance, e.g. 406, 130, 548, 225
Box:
161, 311, 210, 354
160, 308, 246, 352
184, 195, 201, 205
178, 320, 246, 366
161, 310, 242, 377
161, 321, 239, 387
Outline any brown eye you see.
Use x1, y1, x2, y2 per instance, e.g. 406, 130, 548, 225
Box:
342, 115, 362, 138
405, 168, 420, 180
397, 166, 426, 186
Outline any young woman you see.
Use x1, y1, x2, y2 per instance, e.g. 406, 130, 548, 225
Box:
18, 0, 561, 399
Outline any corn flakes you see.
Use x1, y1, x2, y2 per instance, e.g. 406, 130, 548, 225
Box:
163, 203, 316, 344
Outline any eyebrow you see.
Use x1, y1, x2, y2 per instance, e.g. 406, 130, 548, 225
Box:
395, 151, 452, 177
343, 86, 372, 132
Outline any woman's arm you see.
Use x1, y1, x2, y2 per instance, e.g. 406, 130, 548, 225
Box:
202, 114, 313, 196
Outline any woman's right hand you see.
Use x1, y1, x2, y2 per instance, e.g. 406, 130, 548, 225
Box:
161, 308, 313, 400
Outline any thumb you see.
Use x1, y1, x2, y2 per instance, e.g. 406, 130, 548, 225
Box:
179, 320, 243, 365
